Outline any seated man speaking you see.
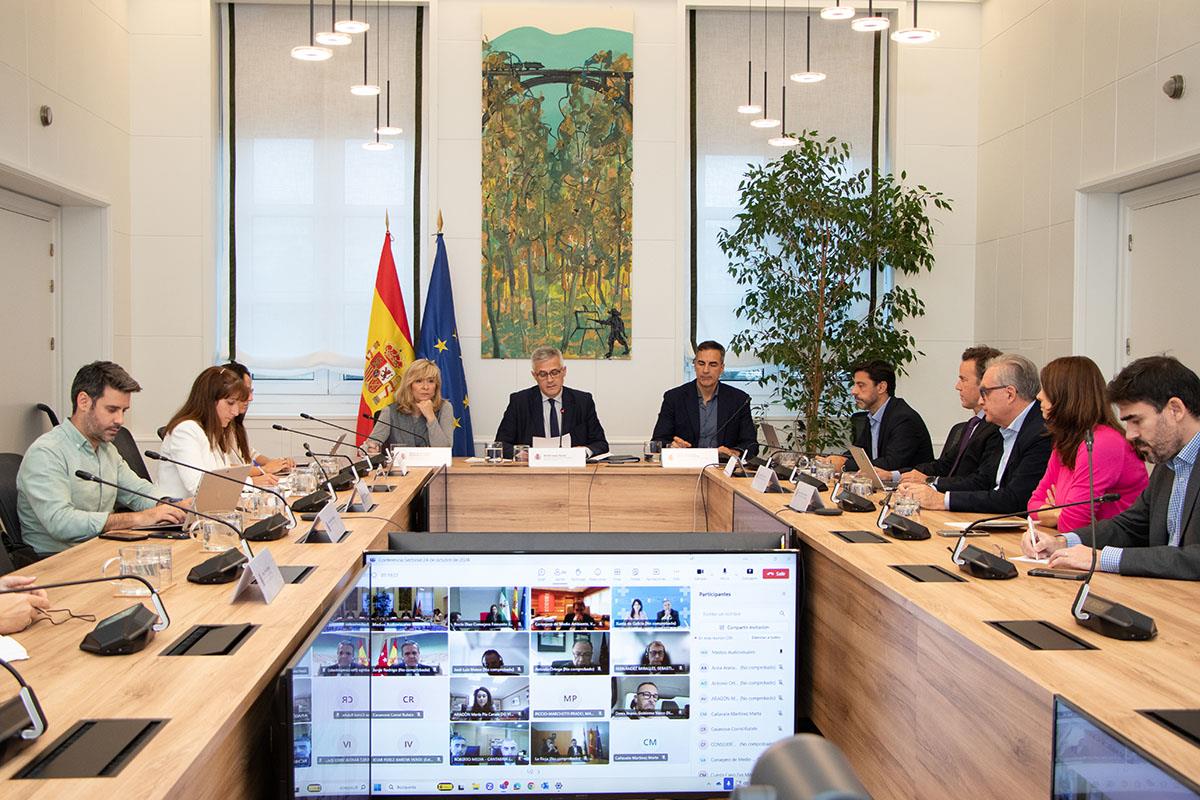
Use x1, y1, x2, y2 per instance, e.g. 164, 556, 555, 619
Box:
17, 361, 186, 557
651, 340, 757, 460
835, 359, 934, 474
495, 346, 608, 457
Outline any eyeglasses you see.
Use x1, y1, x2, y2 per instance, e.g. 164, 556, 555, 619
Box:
978, 384, 1012, 398
534, 368, 564, 380
636, 691, 660, 699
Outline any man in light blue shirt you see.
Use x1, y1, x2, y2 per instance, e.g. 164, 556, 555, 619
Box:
1028, 356, 1200, 580
17, 361, 185, 556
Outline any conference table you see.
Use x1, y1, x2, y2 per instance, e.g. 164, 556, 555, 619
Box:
2, 457, 1198, 800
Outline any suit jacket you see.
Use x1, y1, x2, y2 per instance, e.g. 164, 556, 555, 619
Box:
845, 397, 935, 472
1073, 462, 1200, 580
495, 386, 609, 457
651, 381, 758, 460
656, 609, 680, 626
946, 403, 1052, 514
911, 416, 1002, 481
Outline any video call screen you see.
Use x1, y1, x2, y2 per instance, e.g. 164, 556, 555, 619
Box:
287, 551, 798, 798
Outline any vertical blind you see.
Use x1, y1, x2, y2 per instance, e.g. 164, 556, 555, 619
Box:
226, 3, 418, 372
693, 8, 885, 368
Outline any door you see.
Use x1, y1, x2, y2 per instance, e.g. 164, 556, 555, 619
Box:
1124, 185, 1200, 368
0, 201, 57, 452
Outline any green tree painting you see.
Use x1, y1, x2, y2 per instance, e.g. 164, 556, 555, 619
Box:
481, 12, 633, 359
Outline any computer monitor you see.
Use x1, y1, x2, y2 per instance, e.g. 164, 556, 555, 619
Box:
1052, 695, 1200, 799
280, 544, 800, 798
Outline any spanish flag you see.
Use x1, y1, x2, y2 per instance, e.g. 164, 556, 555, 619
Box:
357, 222, 415, 445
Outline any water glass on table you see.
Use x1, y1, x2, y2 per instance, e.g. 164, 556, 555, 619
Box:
101, 544, 174, 595
190, 511, 244, 552
644, 441, 662, 463
485, 441, 504, 463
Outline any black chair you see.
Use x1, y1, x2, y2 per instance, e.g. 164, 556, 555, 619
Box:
0, 453, 39, 568
35, 403, 59, 428
112, 428, 152, 482
0, 542, 13, 575
156, 426, 166, 441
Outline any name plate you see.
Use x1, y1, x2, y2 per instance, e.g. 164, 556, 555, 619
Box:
311, 500, 347, 540
661, 448, 720, 469
787, 482, 825, 512
390, 447, 453, 468
724, 456, 741, 477
751, 465, 784, 493
529, 447, 586, 468
231, 548, 284, 604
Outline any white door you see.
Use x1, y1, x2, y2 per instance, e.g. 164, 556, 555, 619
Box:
0, 202, 57, 453
1124, 185, 1200, 369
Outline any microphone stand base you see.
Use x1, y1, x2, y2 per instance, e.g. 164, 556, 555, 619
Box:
1075, 593, 1157, 641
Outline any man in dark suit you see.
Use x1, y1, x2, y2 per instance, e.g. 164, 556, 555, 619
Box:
655, 598, 680, 626
893, 345, 1003, 487
652, 340, 757, 460
495, 345, 608, 457
836, 359, 934, 473
904, 353, 1051, 514
1027, 356, 1200, 580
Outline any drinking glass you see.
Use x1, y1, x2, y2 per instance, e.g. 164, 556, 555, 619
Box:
513, 444, 530, 463
189, 511, 243, 552
485, 441, 504, 463
101, 544, 174, 595
894, 494, 921, 519
644, 441, 663, 463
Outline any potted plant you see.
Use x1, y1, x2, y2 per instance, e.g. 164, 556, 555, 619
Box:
718, 131, 950, 453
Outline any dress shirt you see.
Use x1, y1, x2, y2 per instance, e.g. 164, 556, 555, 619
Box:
697, 385, 720, 448
868, 398, 890, 460
929, 411, 986, 488
944, 402, 1034, 509
16, 420, 160, 554
1065, 429, 1200, 573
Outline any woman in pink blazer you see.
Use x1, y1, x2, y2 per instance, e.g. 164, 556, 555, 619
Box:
1028, 356, 1148, 531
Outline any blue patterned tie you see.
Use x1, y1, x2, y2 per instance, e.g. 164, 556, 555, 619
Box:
549, 398, 560, 439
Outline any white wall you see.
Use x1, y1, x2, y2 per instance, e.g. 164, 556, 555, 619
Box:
975, 0, 1200, 371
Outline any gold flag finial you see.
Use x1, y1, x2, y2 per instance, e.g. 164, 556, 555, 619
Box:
437, 209, 444, 234
385, 210, 390, 233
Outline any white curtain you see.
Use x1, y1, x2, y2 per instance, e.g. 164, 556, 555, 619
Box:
694, 8, 885, 367
226, 2, 418, 372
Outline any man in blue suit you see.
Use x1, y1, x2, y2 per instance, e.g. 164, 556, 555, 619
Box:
495, 346, 609, 457
651, 341, 757, 460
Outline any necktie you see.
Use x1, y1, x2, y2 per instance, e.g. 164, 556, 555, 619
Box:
549, 398, 560, 438
948, 416, 982, 476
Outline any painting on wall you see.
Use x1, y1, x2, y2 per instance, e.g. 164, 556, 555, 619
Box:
481, 6, 633, 360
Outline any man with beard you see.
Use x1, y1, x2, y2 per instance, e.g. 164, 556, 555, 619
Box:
17, 361, 185, 557
1024, 356, 1200, 580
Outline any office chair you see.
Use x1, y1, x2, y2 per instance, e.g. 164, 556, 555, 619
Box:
34, 404, 59, 428
0, 453, 39, 569
112, 428, 152, 482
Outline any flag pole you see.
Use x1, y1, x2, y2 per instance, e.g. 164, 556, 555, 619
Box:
385, 209, 390, 234
437, 208, 443, 235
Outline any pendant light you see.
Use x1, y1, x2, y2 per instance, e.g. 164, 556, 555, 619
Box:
891, 0, 940, 43
335, 0, 370, 35
736, 0, 762, 114
316, 0, 353, 46
820, 0, 855, 21
291, 0, 333, 61
749, 0, 778, 128
770, 0, 798, 146
363, 96, 394, 151
790, 2, 826, 84
852, 0, 890, 31
350, 5, 380, 97
376, 1, 402, 135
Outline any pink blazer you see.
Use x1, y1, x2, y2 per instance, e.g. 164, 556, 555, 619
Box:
1027, 424, 1149, 532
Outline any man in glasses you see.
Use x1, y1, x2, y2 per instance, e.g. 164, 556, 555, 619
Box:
651, 340, 757, 460
903, 353, 1051, 513
494, 345, 609, 457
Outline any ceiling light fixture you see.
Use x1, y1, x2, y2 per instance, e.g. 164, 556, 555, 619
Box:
350, 13, 380, 96
820, 0, 855, 21
335, 0, 370, 35
852, 0, 890, 31
291, 0, 333, 61
316, 0, 353, 46
791, 2, 826, 84
891, 0, 940, 43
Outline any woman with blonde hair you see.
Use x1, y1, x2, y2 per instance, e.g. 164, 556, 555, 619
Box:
369, 359, 455, 448
157, 366, 252, 497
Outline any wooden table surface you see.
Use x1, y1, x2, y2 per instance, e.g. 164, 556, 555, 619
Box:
0, 469, 430, 799
701, 469, 1200, 797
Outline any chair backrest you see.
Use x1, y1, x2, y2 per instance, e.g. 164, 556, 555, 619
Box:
0, 542, 13, 575
0, 452, 26, 555
112, 428, 152, 482
35, 403, 60, 428
156, 426, 166, 441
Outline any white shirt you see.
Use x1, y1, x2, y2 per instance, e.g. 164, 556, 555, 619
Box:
157, 419, 238, 498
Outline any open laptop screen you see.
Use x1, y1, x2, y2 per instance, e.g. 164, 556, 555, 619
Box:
284, 549, 799, 798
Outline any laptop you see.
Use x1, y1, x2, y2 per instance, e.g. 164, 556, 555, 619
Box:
194, 465, 254, 514
847, 444, 886, 490
759, 422, 783, 451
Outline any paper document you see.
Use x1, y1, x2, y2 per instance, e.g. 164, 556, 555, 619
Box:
588, 452, 612, 462
0, 635, 29, 661
1011, 555, 1049, 564
945, 519, 1027, 531
533, 434, 571, 449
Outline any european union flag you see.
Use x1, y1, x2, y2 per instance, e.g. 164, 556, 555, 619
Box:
417, 234, 475, 455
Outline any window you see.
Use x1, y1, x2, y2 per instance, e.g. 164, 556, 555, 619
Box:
219, 3, 421, 405
691, 8, 888, 406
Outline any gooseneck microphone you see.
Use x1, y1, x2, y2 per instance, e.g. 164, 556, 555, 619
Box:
363, 411, 431, 447
949, 493, 1121, 580
73, 469, 253, 560
1071, 430, 1157, 640
0, 657, 46, 741
273, 425, 359, 490
301, 412, 389, 454
142, 450, 295, 539
0, 573, 170, 655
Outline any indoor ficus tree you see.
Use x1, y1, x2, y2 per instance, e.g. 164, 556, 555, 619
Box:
718, 131, 950, 453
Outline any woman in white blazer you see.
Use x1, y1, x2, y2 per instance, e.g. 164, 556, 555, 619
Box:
157, 366, 250, 498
